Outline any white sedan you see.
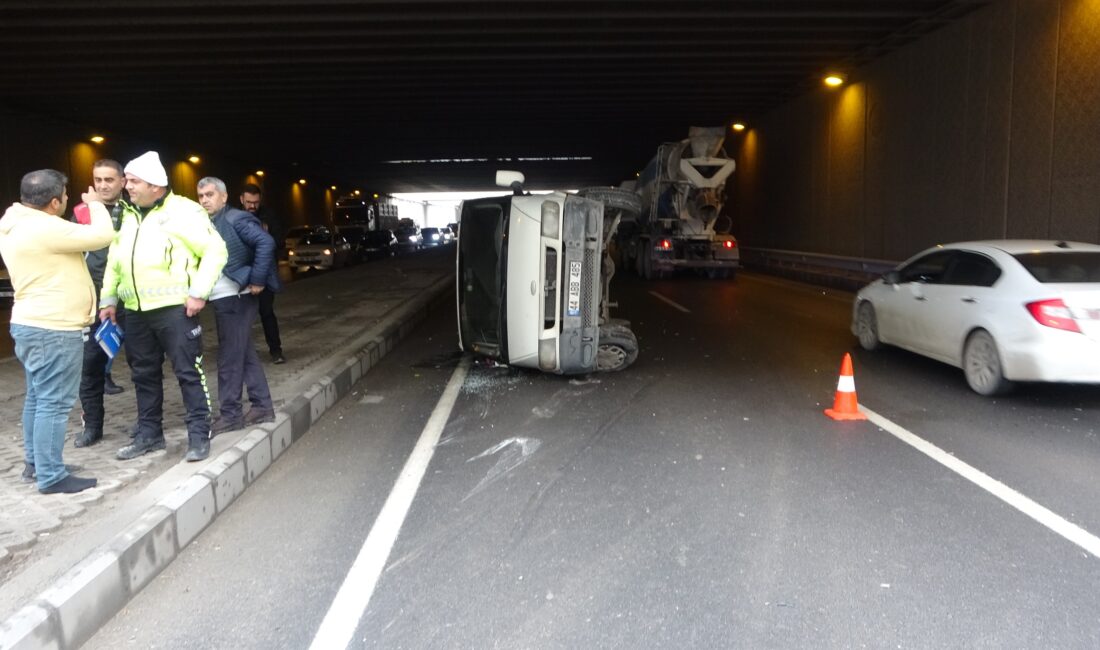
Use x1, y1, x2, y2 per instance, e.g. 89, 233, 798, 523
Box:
852, 240, 1100, 395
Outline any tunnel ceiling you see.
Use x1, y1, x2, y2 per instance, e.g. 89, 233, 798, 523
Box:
2, 0, 987, 192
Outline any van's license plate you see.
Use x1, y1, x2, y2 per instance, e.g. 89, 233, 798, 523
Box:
567, 260, 582, 316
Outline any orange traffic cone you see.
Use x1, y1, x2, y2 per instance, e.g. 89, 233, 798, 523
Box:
824, 353, 867, 421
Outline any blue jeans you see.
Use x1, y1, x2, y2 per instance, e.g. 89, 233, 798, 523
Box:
10, 324, 83, 489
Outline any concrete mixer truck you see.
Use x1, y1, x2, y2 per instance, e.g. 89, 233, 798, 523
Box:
618, 126, 740, 279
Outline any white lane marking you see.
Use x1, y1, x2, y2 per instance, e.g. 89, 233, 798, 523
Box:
861, 405, 1100, 558
309, 357, 470, 650
648, 291, 691, 313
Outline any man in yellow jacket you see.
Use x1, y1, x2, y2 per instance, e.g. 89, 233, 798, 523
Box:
99, 151, 228, 462
0, 170, 115, 493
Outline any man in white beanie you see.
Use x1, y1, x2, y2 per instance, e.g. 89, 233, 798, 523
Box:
99, 151, 228, 462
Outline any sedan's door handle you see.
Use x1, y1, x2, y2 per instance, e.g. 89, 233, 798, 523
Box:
914, 296, 926, 301
961, 297, 978, 304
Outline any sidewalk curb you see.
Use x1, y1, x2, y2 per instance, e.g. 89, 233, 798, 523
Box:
0, 275, 454, 650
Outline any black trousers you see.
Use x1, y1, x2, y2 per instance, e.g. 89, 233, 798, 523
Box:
126, 304, 211, 444
79, 307, 126, 432
212, 293, 273, 421
258, 288, 282, 355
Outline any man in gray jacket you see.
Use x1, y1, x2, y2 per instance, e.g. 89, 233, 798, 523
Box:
198, 177, 279, 434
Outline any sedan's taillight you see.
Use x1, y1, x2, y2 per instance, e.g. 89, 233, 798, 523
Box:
1026, 299, 1082, 333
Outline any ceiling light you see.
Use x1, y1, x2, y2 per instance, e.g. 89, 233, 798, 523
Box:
731, 123, 746, 132
824, 74, 845, 87
330, 185, 337, 191
90, 135, 105, 144
298, 179, 307, 185
255, 170, 265, 177
188, 155, 201, 164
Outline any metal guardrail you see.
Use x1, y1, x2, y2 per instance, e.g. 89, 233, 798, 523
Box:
740, 247, 899, 292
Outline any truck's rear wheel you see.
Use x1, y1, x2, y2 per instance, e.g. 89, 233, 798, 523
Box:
597, 325, 639, 372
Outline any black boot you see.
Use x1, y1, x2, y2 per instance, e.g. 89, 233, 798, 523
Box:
40, 475, 98, 494
74, 428, 103, 448
104, 373, 124, 395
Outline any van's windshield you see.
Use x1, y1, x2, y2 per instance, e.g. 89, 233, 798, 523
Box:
457, 200, 509, 356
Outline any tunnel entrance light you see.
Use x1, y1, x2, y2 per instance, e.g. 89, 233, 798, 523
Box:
90, 135, 105, 144
824, 74, 845, 87
731, 123, 746, 132
188, 155, 201, 164
255, 170, 265, 177
298, 179, 307, 185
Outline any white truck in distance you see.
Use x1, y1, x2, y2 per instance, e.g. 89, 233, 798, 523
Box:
456, 171, 640, 374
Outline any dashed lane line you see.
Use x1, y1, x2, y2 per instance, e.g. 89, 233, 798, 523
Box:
861, 404, 1100, 558
648, 290, 691, 313
309, 356, 470, 650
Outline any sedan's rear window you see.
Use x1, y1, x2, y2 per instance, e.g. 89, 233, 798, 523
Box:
1014, 252, 1100, 283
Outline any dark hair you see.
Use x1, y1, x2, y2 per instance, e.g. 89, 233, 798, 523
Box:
20, 169, 67, 208
92, 159, 123, 174
241, 183, 262, 196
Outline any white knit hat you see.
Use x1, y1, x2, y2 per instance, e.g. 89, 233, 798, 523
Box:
124, 151, 168, 186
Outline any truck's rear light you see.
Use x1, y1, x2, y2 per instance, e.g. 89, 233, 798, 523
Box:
1026, 299, 1081, 333
659, 239, 672, 250
723, 240, 735, 249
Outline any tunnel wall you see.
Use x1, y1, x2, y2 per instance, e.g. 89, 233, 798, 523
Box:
0, 106, 335, 233
731, 0, 1100, 261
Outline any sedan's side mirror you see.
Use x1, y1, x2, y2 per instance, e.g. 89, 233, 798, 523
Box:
883, 270, 901, 285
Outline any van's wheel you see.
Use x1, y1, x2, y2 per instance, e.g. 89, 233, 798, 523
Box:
597, 325, 639, 372
576, 187, 643, 220
963, 329, 1013, 396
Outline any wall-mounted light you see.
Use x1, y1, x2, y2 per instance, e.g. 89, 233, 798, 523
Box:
298, 178, 307, 185
824, 74, 846, 87
330, 185, 337, 191
731, 123, 746, 132
188, 155, 201, 164
90, 135, 105, 144
255, 170, 265, 177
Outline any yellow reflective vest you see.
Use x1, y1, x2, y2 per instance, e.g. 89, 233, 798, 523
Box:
101, 192, 228, 312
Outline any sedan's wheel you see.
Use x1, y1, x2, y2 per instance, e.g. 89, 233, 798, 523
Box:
597, 325, 639, 372
856, 302, 881, 351
963, 330, 1013, 396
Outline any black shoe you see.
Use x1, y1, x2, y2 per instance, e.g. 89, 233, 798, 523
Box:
103, 374, 124, 395
211, 417, 244, 436
117, 436, 166, 460
40, 474, 97, 494
184, 440, 210, 462
74, 428, 103, 448
22, 462, 84, 482
271, 351, 286, 365
244, 408, 276, 426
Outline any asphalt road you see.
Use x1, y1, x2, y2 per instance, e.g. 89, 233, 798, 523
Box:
87, 271, 1100, 649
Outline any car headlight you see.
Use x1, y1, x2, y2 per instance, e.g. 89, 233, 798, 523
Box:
288, 251, 295, 256
431, 234, 439, 240
409, 236, 417, 242
323, 249, 332, 255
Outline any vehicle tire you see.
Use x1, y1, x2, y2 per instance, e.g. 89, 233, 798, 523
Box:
962, 329, 1013, 396
576, 187, 643, 220
856, 302, 882, 351
639, 246, 653, 280
597, 325, 639, 372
